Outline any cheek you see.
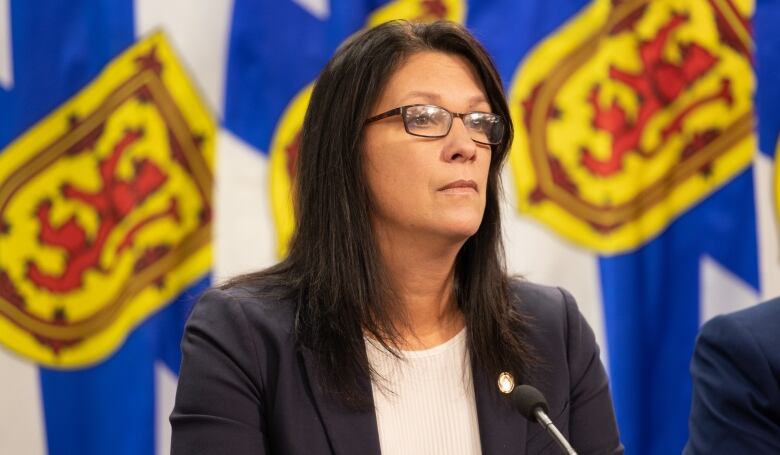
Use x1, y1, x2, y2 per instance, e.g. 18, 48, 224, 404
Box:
367, 155, 432, 216
364, 136, 434, 218
473, 149, 492, 195
480, 151, 492, 181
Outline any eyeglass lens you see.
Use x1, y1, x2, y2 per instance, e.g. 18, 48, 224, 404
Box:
401, 105, 503, 145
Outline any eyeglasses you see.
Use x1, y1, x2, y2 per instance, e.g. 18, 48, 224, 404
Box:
365, 104, 505, 146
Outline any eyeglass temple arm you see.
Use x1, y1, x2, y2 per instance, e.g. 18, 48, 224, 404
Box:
365, 107, 402, 124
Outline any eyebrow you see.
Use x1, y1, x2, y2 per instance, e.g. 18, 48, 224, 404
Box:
400, 91, 489, 108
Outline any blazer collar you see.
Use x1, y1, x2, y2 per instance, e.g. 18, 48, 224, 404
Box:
302, 347, 527, 455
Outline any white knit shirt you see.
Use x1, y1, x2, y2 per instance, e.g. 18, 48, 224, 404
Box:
365, 327, 482, 455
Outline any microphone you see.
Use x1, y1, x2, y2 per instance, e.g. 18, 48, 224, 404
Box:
510, 384, 577, 455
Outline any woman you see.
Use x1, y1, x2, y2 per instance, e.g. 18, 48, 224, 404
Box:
171, 20, 623, 454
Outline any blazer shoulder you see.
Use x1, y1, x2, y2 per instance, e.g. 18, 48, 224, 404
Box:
507, 279, 623, 454
188, 281, 298, 350
702, 297, 780, 351
173, 283, 293, 454
506, 278, 594, 383
508, 279, 576, 337
686, 298, 780, 453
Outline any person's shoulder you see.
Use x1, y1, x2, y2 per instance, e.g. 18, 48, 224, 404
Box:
686, 298, 780, 454
712, 296, 780, 328
191, 276, 297, 337
506, 277, 598, 365
506, 280, 621, 453
699, 297, 780, 357
507, 278, 577, 334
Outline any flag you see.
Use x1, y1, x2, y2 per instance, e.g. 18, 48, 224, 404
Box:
0, 2, 213, 454
1, 1, 778, 454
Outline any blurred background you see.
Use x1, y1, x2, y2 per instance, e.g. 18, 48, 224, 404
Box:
0, 0, 778, 454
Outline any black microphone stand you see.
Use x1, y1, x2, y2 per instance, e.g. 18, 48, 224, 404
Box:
531, 405, 577, 455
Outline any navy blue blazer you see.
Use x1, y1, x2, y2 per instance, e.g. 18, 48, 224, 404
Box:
684, 298, 780, 454
171, 280, 623, 454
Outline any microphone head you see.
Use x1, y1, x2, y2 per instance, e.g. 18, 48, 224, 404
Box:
510, 384, 549, 419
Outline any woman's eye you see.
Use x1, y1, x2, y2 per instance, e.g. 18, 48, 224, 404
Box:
412, 114, 432, 127
467, 117, 482, 128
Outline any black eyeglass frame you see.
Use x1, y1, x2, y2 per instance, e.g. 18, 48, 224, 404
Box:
365, 104, 505, 146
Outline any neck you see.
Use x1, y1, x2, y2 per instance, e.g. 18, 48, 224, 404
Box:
375, 226, 467, 350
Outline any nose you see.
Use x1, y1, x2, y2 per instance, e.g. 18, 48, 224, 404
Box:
442, 117, 478, 163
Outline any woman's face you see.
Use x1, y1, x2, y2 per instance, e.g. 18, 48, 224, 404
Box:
363, 51, 493, 245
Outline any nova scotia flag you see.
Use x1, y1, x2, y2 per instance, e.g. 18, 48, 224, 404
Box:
1, 1, 778, 454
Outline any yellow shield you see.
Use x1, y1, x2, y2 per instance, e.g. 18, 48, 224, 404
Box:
0, 32, 215, 367
509, 0, 755, 253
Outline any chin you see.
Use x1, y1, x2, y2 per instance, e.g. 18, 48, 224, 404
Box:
434, 217, 483, 240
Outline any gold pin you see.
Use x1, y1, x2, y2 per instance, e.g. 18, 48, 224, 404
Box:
497, 372, 515, 394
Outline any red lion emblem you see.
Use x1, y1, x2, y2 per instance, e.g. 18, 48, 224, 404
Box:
28, 129, 180, 293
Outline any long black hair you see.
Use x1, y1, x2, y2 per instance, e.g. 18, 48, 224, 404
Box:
224, 20, 536, 409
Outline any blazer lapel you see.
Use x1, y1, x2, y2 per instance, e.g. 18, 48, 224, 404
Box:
300, 348, 382, 455
472, 365, 529, 454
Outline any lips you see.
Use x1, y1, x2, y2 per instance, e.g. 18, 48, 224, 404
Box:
438, 179, 478, 192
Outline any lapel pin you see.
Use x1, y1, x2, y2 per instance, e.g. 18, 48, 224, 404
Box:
497, 372, 515, 394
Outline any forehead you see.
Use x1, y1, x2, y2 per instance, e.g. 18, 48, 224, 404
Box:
376, 51, 489, 109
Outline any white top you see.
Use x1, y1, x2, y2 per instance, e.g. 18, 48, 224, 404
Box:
365, 327, 482, 455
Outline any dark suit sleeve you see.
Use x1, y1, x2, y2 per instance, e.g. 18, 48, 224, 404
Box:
684, 313, 780, 454
560, 287, 624, 455
171, 288, 268, 454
